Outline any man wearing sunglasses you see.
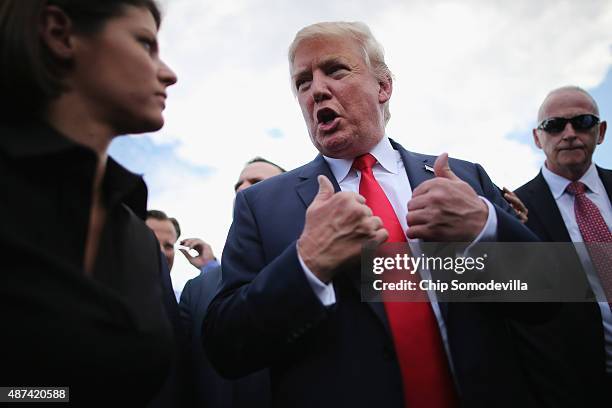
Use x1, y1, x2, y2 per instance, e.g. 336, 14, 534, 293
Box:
516, 85, 611, 404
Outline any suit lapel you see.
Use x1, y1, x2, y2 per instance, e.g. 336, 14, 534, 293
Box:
295, 155, 340, 207
597, 166, 612, 205
296, 142, 437, 207
295, 155, 393, 336
527, 172, 571, 242
392, 139, 436, 189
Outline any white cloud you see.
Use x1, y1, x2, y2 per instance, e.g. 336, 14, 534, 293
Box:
144, 0, 612, 291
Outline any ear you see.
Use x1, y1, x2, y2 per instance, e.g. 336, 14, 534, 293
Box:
532, 128, 542, 149
597, 120, 606, 145
378, 74, 392, 104
39, 5, 76, 61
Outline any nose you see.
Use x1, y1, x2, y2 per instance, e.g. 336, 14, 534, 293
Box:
311, 71, 331, 103
158, 59, 178, 87
560, 121, 577, 141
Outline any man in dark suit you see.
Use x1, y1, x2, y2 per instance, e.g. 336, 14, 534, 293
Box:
515, 86, 611, 403
179, 157, 284, 407
204, 21, 547, 408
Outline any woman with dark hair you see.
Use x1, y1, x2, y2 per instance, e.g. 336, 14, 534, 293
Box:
0, 1, 180, 405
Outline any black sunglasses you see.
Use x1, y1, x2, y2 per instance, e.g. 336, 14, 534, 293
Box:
537, 114, 600, 133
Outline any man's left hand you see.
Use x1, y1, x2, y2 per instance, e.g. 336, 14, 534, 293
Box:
179, 238, 216, 269
406, 153, 488, 241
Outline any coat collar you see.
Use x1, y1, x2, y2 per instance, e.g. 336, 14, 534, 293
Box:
526, 172, 572, 242
0, 120, 148, 220
295, 138, 436, 209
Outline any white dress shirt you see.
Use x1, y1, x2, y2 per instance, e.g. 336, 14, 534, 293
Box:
541, 163, 612, 373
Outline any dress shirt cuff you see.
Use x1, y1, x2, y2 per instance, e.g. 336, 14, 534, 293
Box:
199, 259, 220, 275
472, 197, 498, 242
296, 244, 336, 306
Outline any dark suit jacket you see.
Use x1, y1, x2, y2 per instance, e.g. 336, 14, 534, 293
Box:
515, 166, 612, 406
204, 140, 549, 408
180, 267, 270, 407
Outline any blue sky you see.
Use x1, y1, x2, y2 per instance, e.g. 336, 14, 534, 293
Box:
110, 0, 612, 290
591, 67, 612, 167
110, 136, 213, 199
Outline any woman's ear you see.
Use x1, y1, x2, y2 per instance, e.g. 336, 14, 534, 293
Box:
39, 5, 75, 61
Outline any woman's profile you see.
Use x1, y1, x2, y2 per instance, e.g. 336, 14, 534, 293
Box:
0, 0, 179, 405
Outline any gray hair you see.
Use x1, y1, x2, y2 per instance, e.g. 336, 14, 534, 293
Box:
537, 85, 600, 123
288, 21, 393, 125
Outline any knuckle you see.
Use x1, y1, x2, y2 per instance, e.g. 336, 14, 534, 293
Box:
430, 192, 446, 205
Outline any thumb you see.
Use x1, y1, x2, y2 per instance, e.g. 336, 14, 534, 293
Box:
314, 175, 335, 202
433, 152, 458, 180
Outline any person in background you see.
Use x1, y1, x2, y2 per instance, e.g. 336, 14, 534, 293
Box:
147, 209, 219, 274
234, 156, 287, 192
515, 85, 611, 404
180, 156, 284, 408
0, 0, 193, 406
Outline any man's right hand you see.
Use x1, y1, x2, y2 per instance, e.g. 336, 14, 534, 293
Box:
179, 238, 216, 270
297, 175, 388, 283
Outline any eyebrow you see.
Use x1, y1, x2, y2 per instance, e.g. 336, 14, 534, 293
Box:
134, 26, 158, 37
292, 55, 349, 82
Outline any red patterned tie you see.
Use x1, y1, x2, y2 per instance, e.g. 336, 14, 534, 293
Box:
566, 181, 612, 309
353, 153, 458, 408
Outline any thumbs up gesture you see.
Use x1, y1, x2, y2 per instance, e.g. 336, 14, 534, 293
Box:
406, 153, 488, 241
312, 174, 336, 203
298, 175, 388, 283
433, 152, 460, 180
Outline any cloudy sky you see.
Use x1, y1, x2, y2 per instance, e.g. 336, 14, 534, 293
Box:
109, 0, 612, 293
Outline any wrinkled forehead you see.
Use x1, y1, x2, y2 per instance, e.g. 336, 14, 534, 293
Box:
290, 35, 367, 75
539, 90, 599, 121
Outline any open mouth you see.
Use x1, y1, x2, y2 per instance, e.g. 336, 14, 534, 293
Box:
317, 107, 339, 124
316, 108, 340, 132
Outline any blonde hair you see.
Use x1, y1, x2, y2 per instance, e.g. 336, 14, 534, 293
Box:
288, 21, 393, 125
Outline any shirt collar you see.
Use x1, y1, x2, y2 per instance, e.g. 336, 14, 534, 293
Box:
322, 135, 398, 183
541, 162, 601, 199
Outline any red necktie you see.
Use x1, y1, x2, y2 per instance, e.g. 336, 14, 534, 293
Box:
566, 181, 612, 309
353, 153, 458, 408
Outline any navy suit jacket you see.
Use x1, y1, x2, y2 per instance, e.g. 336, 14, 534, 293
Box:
180, 266, 270, 407
515, 166, 612, 406
205, 141, 549, 408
